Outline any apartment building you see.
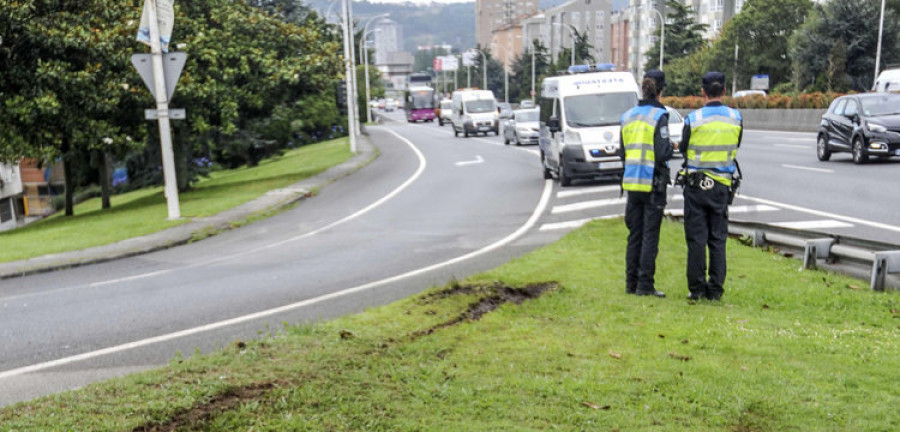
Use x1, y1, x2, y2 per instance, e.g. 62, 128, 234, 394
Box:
372, 19, 403, 66
540, 0, 614, 67
476, 0, 539, 51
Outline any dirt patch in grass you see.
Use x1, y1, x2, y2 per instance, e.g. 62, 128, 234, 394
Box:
411, 281, 558, 340
131, 380, 286, 432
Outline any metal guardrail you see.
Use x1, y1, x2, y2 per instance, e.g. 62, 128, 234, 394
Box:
725, 219, 900, 291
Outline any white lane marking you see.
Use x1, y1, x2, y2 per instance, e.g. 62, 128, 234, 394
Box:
771, 220, 854, 230
665, 204, 778, 218
0, 182, 555, 380
539, 214, 621, 231
774, 144, 808, 150
551, 197, 626, 214
782, 164, 834, 174
741, 194, 900, 233
557, 185, 620, 199
89, 128, 428, 288
455, 155, 484, 166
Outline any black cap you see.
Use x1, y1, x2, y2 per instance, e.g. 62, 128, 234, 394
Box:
644, 69, 666, 88
702, 71, 726, 87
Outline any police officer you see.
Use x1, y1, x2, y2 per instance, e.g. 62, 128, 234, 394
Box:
680, 71, 743, 301
620, 70, 673, 297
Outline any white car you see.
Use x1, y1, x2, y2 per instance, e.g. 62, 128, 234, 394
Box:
438, 100, 453, 126
665, 106, 684, 155
733, 89, 766, 98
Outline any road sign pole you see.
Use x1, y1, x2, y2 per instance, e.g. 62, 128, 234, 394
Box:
145, 0, 180, 219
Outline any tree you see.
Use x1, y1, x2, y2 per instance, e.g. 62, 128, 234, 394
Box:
0, 0, 146, 215
708, 0, 813, 93
789, 0, 900, 92
643, 0, 707, 73
508, 40, 550, 103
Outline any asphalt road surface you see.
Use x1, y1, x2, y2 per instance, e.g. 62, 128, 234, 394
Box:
2, 111, 898, 406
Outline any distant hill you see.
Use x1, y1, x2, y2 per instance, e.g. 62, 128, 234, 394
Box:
303, 0, 626, 52
306, 0, 475, 51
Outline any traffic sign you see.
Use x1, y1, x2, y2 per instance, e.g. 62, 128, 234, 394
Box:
145, 109, 185, 120
131, 52, 187, 100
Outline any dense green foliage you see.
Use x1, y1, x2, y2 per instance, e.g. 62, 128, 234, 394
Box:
0, 0, 346, 215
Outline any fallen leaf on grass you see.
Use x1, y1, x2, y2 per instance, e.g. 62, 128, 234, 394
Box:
891, 308, 898, 316
658, 334, 665, 338
681, 339, 689, 344
608, 350, 622, 360
339, 330, 355, 340
762, 304, 770, 309
668, 352, 691, 361
581, 401, 611, 410
741, 366, 749, 371
847, 284, 863, 290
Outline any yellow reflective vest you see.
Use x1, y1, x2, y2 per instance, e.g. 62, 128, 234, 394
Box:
684, 104, 742, 187
621, 105, 665, 192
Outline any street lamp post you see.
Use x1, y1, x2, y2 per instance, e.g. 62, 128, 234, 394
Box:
552, 22, 576, 67
473, 49, 487, 90
531, 40, 536, 103
340, 0, 357, 153
644, 5, 665, 70
875, 0, 886, 84
362, 13, 389, 124
363, 28, 382, 124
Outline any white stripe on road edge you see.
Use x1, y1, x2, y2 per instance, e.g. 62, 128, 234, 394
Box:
89, 128, 428, 289
551, 197, 626, 214
455, 155, 484, 166
0, 173, 554, 381
666, 204, 778, 218
770, 220, 854, 230
781, 164, 834, 174
773, 144, 808, 150
540, 214, 622, 231
740, 194, 900, 233
556, 185, 621, 199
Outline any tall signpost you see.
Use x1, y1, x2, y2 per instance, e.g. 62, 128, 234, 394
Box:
136, 0, 181, 220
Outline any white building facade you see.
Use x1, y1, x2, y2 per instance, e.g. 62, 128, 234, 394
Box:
0, 161, 23, 231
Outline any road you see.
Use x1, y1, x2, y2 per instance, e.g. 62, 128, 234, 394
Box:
1, 111, 898, 406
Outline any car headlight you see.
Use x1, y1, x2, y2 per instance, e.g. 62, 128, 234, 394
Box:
868, 122, 887, 133
564, 131, 582, 146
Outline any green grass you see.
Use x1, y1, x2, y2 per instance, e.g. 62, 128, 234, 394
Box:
3, 218, 899, 430
0, 138, 353, 263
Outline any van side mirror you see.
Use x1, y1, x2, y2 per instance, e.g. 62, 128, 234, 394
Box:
547, 116, 560, 133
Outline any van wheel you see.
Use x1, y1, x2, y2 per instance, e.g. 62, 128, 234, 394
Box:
439, 119, 444, 126
464, 130, 470, 138
454, 128, 459, 137
504, 136, 510, 145
559, 157, 571, 187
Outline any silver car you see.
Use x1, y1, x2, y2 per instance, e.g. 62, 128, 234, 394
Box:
503, 108, 540, 146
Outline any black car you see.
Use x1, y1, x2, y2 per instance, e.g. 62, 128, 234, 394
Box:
818, 93, 900, 164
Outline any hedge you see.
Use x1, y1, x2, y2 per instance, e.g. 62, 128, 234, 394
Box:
661, 92, 843, 110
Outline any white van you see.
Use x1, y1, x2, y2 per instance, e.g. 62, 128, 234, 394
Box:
874, 69, 900, 93
538, 65, 640, 186
450, 89, 499, 137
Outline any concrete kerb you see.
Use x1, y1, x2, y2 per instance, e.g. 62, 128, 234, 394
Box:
0, 136, 379, 281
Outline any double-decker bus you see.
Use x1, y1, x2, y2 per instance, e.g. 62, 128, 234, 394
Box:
404, 86, 436, 122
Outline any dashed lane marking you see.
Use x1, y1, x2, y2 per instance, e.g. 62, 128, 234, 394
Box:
551, 197, 627, 214
556, 185, 621, 199
539, 214, 621, 231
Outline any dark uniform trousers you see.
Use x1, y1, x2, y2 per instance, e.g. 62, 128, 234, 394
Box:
683, 180, 730, 299
625, 190, 667, 293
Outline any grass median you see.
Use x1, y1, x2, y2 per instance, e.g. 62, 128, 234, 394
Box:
3, 218, 899, 430
0, 138, 353, 263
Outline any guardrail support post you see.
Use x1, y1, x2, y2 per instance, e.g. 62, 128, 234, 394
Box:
871, 251, 900, 291
804, 238, 835, 270
752, 230, 766, 248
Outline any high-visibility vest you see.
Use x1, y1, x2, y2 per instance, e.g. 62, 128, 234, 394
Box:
621, 105, 665, 192
685, 105, 742, 187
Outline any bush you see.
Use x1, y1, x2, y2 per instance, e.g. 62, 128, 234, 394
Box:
661, 92, 840, 109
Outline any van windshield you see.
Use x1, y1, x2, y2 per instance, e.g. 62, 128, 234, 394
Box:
563, 92, 638, 127
465, 100, 496, 113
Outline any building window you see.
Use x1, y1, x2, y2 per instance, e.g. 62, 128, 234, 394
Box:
715, 0, 724, 11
